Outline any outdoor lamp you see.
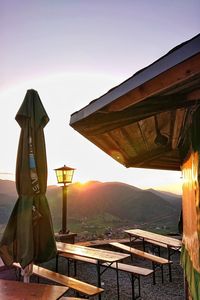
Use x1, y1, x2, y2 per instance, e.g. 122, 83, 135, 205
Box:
55, 165, 75, 234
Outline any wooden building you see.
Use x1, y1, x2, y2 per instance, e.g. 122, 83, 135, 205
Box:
70, 34, 200, 299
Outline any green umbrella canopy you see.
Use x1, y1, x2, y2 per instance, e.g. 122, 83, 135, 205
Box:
0, 89, 57, 268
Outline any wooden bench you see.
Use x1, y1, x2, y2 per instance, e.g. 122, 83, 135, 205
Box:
109, 242, 172, 284
76, 238, 130, 247
143, 238, 182, 257
13, 263, 103, 298
58, 252, 153, 299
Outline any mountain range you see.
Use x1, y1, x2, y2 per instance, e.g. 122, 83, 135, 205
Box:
0, 179, 182, 236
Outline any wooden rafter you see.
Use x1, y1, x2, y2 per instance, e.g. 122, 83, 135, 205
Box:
126, 147, 172, 167
105, 53, 200, 112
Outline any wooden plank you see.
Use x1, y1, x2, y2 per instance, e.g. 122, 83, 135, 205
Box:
59, 252, 97, 264
56, 242, 130, 262
59, 252, 153, 276
144, 239, 182, 252
110, 242, 171, 265
32, 265, 104, 297
125, 229, 182, 248
75, 238, 130, 247
145, 239, 168, 248
0, 279, 68, 300
13, 263, 103, 297
102, 262, 153, 276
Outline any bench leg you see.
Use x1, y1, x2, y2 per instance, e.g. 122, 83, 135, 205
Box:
152, 262, 156, 285
138, 276, 141, 298
96, 261, 102, 300
153, 245, 161, 256
131, 253, 133, 262
56, 254, 58, 272
153, 262, 165, 284
131, 274, 135, 299
116, 265, 120, 300
167, 248, 172, 282
161, 265, 164, 283
142, 238, 146, 251
158, 246, 161, 257
168, 263, 172, 282
74, 260, 77, 277
131, 274, 140, 300
15, 268, 21, 281
129, 235, 132, 246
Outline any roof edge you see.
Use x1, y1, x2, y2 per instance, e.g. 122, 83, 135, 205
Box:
70, 33, 200, 125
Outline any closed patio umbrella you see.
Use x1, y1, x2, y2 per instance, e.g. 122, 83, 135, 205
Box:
0, 89, 57, 279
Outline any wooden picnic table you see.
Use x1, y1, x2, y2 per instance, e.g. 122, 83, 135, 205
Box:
56, 242, 130, 300
57, 242, 130, 262
124, 229, 182, 249
124, 228, 182, 282
0, 279, 68, 300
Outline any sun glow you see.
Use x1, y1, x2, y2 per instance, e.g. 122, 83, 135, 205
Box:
77, 181, 88, 186
75, 181, 89, 187
0, 71, 183, 195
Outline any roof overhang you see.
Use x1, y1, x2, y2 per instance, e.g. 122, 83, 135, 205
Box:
70, 34, 200, 171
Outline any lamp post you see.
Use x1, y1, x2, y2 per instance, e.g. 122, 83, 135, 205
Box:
55, 165, 75, 234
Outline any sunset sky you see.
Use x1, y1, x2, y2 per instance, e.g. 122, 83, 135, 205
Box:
0, 1, 199, 194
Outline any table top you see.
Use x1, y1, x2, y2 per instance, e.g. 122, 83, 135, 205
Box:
124, 229, 182, 248
0, 279, 68, 300
57, 242, 130, 262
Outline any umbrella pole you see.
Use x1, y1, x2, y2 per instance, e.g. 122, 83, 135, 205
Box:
21, 263, 33, 283
23, 274, 30, 283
